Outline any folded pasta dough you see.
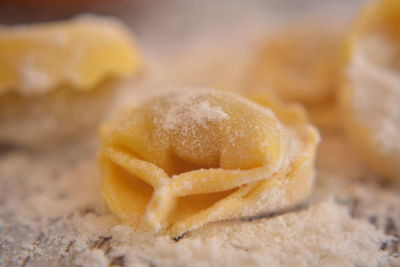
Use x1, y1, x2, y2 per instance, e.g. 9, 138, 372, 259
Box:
0, 15, 141, 147
99, 89, 319, 236
245, 25, 343, 128
0, 15, 141, 94
340, 0, 400, 180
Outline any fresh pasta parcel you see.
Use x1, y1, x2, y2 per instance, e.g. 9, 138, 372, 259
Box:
340, 0, 400, 180
0, 15, 141, 147
99, 89, 319, 236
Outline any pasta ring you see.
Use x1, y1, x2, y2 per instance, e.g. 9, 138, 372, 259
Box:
246, 24, 343, 128
99, 89, 319, 236
0, 15, 141, 146
340, 0, 400, 180
0, 15, 141, 94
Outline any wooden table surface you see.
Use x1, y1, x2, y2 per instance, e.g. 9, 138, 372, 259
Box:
0, 0, 399, 266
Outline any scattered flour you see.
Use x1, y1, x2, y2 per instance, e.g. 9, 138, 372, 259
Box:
77, 249, 109, 267
0, 131, 398, 266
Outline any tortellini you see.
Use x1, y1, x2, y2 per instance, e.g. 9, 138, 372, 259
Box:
0, 15, 141, 94
340, 0, 400, 179
246, 25, 343, 128
0, 15, 141, 147
99, 89, 319, 236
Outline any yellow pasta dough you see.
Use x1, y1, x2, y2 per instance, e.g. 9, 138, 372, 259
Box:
340, 0, 400, 179
0, 15, 141, 94
246, 25, 343, 128
0, 15, 141, 146
99, 89, 319, 236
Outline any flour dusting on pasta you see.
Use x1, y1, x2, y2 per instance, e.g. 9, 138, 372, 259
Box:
155, 90, 229, 131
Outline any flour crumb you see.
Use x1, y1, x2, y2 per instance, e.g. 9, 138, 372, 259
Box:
19, 56, 53, 94
111, 225, 135, 243
77, 249, 109, 267
20, 244, 35, 251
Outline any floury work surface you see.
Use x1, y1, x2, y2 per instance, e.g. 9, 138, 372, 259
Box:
0, 124, 398, 266
0, 0, 399, 266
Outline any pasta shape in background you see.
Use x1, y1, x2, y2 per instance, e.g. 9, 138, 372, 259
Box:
245, 24, 344, 129
99, 89, 319, 236
0, 15, 141, 147
340, 0, 400, 180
